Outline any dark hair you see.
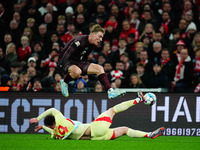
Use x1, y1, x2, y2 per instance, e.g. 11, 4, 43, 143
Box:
44, 115, 55, 126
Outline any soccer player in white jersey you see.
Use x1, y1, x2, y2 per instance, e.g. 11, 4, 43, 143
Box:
30, 91, 165, 140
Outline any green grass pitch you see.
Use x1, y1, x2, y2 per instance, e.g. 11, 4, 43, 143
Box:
0, 134, 200, 150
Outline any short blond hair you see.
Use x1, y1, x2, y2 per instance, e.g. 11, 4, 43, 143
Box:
21, 36, 29, 41
27, 18, 35, 23
90, 24, 105, 34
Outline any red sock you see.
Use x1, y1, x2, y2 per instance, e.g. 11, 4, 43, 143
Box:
64, 73, 74, 83
98, 73, 111, 91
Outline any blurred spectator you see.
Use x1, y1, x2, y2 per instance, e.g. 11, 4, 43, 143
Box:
171, 40, 186, 65
193, 48, 200, 85
103, 61, 113, 81
2, 33, 13, 51
135, 42, 144, 59
120, 52, 134, 74
146, 62, 170, 89
0, 74, 12, 91
26, 6, 40, 22
65, 6, 75, 23
153, 31, 168, 49
18, 36, 32, 63
110, 70, 124, 88
160, 11, 175, 35
126, 33, 137, 52
0, 47, 10, 73
129, 73, 145, 88
38, 2, 57, 16
72, 78, 89, 93
101, 42, 112, 59
42, 61, 57, 89
97, 53, 107, 66
129, 10, 140, 30
50, 32, 64, 49
94, 82, 104, 92
90, 4, 108, 26
16, 72, 30, 91
148, 41, 162, 62
114, 61, 130, 87
139, 23, 155, 42
160, 48, 175, 82
9, 19, 22, 48
135, 62, 148, 86
37, 24, 52, 54
61, 22, 83, 44
27, 67, 38, 85
110, 81, 117, 88
32, 42, 46, 61
120, 20, 139, 42
192, 32, 200, 52
26, 57, 37, 70
75, 13, 89, 34
22, 27, 34, 44
110, 5, 124, 28
136, 50, 153, 73
29, 78, 44, 92
171, 48, 194, 92
43, 13, 56, 33
54, 81, 61, 92
57, 15, 66, 26
5, 43, 18, 64
74, 4, 87, 20
178, 18, 188, 39
168, 29, 180, 52
55, 24, 65, 38
10, 72, 19, 91
9, 62, 22, 74
138, 10, 157, 34
110, 38, 134, 67
103, 20, 119, 51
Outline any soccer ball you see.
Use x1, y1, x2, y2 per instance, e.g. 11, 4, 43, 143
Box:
144, 93, 157, 106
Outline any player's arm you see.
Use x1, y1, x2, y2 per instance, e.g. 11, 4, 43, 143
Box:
30, 108, 61, 124
34, 125, 53, 134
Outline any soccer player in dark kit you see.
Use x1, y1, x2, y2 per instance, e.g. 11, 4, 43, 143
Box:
59, 24, 126, 99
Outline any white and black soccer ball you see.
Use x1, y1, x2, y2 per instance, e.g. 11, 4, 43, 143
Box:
144, 93, 157, 106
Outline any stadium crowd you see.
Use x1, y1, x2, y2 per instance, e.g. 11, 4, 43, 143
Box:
0, 0, 200, 93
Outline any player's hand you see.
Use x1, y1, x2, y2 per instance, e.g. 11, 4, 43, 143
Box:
30, 118, 38, 124
35, 125, 43, 132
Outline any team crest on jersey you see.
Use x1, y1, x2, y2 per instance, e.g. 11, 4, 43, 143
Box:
75, 41, 80, 47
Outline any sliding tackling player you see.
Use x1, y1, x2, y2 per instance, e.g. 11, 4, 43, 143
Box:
30, 91, 165, 140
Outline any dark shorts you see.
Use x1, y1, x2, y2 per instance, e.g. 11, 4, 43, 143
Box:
63, 59, 91, 75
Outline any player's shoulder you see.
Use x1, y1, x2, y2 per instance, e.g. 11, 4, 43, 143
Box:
73, 35, 88, 46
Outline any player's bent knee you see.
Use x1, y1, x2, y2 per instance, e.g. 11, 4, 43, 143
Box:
95, 65, 104, 75
70, 69, 82, 78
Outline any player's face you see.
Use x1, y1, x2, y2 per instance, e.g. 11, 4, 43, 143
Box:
92, 32, 104, 46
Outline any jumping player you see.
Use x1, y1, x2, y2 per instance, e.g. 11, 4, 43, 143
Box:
58, 24, 126, 99
29, 91, 165, 140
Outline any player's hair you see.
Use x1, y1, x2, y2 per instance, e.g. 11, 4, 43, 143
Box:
44, 115, 55, 126
90, 24, 105, 34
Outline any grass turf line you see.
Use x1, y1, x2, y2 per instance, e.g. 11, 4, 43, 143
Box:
0, 134, 200, 150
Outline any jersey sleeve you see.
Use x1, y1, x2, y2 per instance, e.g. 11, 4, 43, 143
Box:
37, 108, 62, 121
42, 125, 53, 134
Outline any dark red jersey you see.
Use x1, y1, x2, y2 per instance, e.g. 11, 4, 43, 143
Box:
59, 35, 97, 67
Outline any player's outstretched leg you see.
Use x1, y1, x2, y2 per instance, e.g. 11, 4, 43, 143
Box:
108, 88, 126, 99
148, 127, 165, 139
112, 126, 165, 140
113, 94, 144, 113
60, 79, 69, 97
